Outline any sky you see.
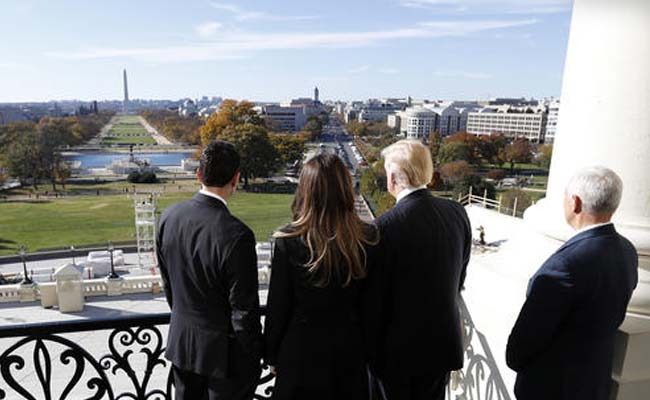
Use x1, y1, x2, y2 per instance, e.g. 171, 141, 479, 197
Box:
0, 0, 573, 103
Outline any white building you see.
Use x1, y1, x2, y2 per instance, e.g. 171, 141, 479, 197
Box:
396, 107, 438, 140
261, 105, 307, 132
544, 100, 560, 144
466, 106, 548, 143
178, 99, 198, 117
428, 105, 461, 137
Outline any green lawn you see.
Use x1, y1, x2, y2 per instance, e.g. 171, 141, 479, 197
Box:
102, 115, 155, 145
113, 115, 141, 124
102, 135, 157, 145
0, 192, 293, 255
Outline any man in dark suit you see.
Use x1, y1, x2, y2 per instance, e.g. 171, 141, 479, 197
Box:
507, 166, 638, 400
365, 140, 472, 400
156, 140, 262, 400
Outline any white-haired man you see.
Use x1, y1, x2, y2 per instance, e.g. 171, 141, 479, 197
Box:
506, 166, 638, 400
363, 140, 472, 400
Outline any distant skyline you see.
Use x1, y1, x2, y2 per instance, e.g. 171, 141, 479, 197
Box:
0, 0, 573, 102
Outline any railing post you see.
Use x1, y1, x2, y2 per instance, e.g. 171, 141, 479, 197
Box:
513, 196, 518, 217
498, 194, 502, 213
483, 189, 488, 207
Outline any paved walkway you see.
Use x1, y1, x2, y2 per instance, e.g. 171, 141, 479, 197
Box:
138, 116, 173, 145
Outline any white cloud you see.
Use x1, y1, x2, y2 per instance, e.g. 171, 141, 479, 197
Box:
398, 0, 571, 14
45, 18, 538, 63
434, 70, 493, 79
209, 2, 317, 22
195, 22, 223, 38
348, 65, 371, 74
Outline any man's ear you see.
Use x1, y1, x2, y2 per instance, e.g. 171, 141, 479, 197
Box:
231, 171, 241, 187
572, 194, 582, 214
196, 168, 203, 184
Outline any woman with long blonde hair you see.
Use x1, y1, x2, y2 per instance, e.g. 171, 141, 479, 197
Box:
264, 153, 379, 399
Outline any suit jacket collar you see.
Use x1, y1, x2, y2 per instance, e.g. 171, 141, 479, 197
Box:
395, 188, 430, 209
556, 223, 617, 254
192, 192, 229, 212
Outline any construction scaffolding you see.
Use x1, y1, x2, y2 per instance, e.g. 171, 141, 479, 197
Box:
132, 193, 159, 270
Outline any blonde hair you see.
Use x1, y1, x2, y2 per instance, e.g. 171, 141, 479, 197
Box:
275, 153, 378, 287
381, 139, 433, 188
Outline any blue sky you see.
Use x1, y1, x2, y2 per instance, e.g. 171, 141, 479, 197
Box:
0, 0, 573, 102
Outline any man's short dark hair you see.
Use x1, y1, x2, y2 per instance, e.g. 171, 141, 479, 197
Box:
199, 140, 240, 187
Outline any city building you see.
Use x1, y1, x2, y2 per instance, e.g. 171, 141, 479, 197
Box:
392, 106, 438, 139
355, 99, 403, 123
178, 99, 198, 117
261, 105, 307, 132
466, 105, 548, 143
428, 105, 460, 137
545, 100, 560, 144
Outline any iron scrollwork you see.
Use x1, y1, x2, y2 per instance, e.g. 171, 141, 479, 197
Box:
1, 298, 508, 400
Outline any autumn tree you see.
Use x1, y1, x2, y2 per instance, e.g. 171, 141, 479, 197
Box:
428, 131, 442, 166
200, 99, 264, 144
269, 134, 307, 166
220, 123, 279, 187
438, 142, 472, 165
440, 160, 473, 185
535, 144, 553, 170
500, 138, 533, 174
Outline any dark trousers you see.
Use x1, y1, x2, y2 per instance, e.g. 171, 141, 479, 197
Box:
173, 364, 260, 400
378, 371, 450, 400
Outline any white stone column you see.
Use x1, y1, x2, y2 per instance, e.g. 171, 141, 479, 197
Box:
523, 1, 650, 397
524, 0, 650, 315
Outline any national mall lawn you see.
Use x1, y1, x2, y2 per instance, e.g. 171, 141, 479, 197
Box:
0, 180, 293, 256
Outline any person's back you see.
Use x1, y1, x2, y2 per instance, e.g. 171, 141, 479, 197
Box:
506, 166, 638, 400
264, 153, 379, 400
157, 140, 262, 400
364, 140, 471, 400
375, 191, 471, 374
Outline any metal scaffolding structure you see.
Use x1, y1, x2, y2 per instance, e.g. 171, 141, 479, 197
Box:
132, 193, 159, 270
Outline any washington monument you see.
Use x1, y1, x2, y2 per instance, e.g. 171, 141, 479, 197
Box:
122, 69, 129, 113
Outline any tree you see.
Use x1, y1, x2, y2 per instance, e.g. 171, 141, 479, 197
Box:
440, 160, 473, 185
452, 174, 496, 201
200, 99, 264, 144
500, 138, 533, 173
269, 134, 306, 166
535, 144, 553, 170
220, 123, 279, 187
478, 134, 507, 165
428, 131, 442, 166
5, 130, 45, 188
438, 142, 472, 165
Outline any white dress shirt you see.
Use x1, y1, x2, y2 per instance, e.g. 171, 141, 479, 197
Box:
573, 221, 613, 237
199, 187, 227, 207
396, 185, 427, 204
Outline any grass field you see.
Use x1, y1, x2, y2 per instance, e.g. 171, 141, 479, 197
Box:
102, 136, 157, 145
102, 115, 155, 145
0, 191, 294, 255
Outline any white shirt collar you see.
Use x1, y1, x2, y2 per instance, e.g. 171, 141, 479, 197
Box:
396, 185, 427, 204
199, 187, 227, 207
574, 221, 613, 236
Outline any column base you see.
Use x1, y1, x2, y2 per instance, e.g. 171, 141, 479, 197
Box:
611, 314, 650, 399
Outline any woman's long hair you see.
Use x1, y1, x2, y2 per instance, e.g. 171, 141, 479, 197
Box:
275, 153, 378, 287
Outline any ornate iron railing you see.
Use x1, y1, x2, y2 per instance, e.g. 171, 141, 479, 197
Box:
0, 300, 510, 400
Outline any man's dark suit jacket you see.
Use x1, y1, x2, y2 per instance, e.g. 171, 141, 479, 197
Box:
156, 192, 263, 379
365, 189, 472, 380
506, 224, 638, 400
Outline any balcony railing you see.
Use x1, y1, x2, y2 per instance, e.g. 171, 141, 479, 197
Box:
0, 299, 510, 400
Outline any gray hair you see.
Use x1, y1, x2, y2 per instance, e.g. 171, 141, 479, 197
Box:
565, 166, 623, 215
381, 140, 433, 189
